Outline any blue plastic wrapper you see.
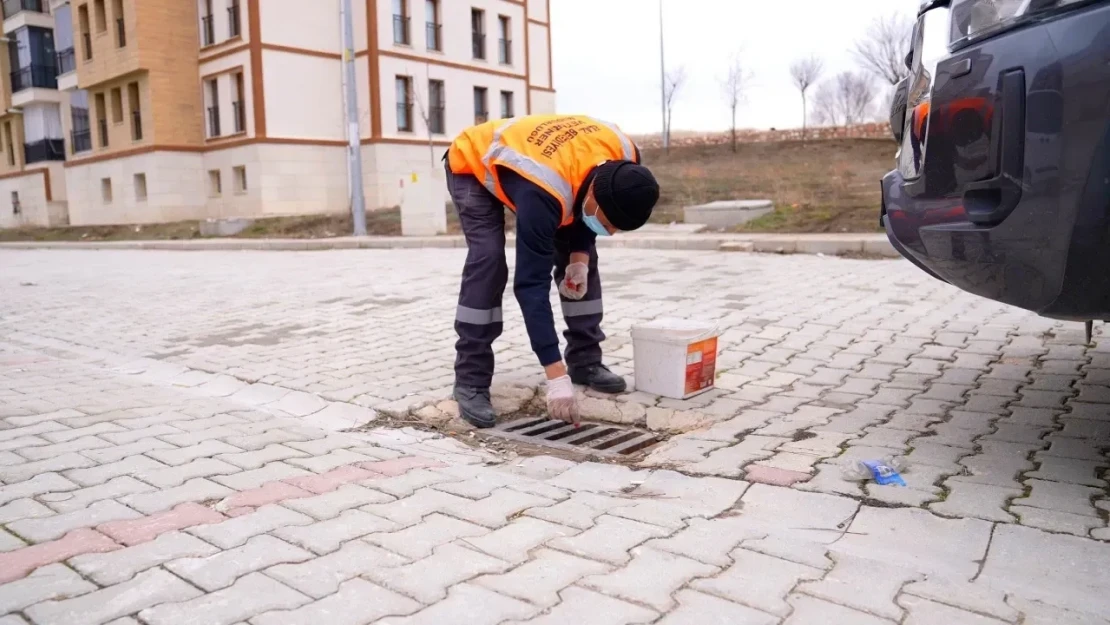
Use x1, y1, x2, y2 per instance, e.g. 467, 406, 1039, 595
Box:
862, 459, 907, 487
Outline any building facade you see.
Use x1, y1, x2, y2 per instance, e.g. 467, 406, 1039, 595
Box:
0, 0, 555, 228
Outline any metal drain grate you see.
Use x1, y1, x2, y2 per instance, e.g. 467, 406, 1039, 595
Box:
486, 418, 663, 458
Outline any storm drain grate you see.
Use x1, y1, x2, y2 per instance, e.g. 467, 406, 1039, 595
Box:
486, 418, 663, 458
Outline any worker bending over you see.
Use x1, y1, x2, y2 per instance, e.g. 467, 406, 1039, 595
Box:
444, 114, 660, 428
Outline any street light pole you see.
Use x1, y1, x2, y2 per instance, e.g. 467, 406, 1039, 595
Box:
341, 0, 368, 236
659, 0, 667, 152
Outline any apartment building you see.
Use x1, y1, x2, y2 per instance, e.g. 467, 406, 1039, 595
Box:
0, 0, 555, 228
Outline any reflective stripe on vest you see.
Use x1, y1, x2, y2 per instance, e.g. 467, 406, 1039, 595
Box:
476, 116, 637, 214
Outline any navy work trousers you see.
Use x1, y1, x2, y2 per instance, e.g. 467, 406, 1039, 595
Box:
445, 167, 605, 389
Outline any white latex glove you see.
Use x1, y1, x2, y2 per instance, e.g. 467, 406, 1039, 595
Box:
558, 262, 589, 300
545, 375, 580, 425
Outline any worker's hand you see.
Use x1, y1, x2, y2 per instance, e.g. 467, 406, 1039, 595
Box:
558, 262, 589, 300
545, 375, 580, 425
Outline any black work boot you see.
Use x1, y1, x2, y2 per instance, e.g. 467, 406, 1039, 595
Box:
453, 385, 497, 429
569, 363, 627, 394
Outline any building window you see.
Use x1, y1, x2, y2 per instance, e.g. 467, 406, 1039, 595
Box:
53, 3, 76, 75
228, 0, 241, 38
11, 192, 20, 216
395, 75, 413, 132
498, 15, 511, 65
424, 0, 440, 51
232, 72, 245, 133
4, 122, 14, 167
110, 87, 123, 123
112, 0, 125, 47
428, 79, 445, 134
471, 8, 485, 60
78, 4, 92, 60
208, 170, 222, 196
473, 86, 488, 124
206, 78, 220, 137
392, 0, 409, 45
2, 0, 47, 18
233, 165, 247, 193
500, 90, 513, 119
127, 82, 141, 141
71, 93, 91, 154
93, 0, 106, 32
8, 26, 61, 92
101, 177, 112, 203
201, 0, 215, 46
134, 173, 147, 201
94, 92, 108, 147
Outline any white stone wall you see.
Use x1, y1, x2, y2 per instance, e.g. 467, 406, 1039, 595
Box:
0, 171, 55, 228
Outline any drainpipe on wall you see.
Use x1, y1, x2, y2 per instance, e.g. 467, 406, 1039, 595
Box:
340, 0, 367, 236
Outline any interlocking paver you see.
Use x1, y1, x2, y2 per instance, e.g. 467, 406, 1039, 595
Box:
899, 595, 1012, 625
369, 542, 508, 603
797, 552, 922, 620
0, 563, 95, 615
186, 504, 312, 549
8, 499, 141, 543
120, 477, 234, 514
476, 548, 610, 606
366, 512, 487, 559
461, 517, 578, 563
25, 568, 202, 625
250, 578, 420, 625
211, 462, 312, 490
166, 534, 313, 591
548, 514, 671, 564
138, 572, 310, 625
0, 453, 94, 484
281, 483, 394, 519
902, 578, 1019, 622
1012, 479, 1102, 517
692, 548, 823, 616
582, 547, 719, 612
70, 531, 219, 586
653, 590, 778, 625
361, 487, 472, 525
390, 583, 538, 625
264, 539, 409, 598
783, 594, 897, 625
503, 586, 658, 625
931, 480, 1020, 522
1010, 506, 1104, 536
273, 509, 396, 554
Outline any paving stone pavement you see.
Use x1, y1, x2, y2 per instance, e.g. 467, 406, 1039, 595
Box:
1, 248, 1109, 624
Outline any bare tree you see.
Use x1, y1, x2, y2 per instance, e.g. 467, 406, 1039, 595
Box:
789, 55, 824, 140
810, 72, 877, 128
663, 66, 686, 152
721, 55, 751, 153
853, 12, 914, 86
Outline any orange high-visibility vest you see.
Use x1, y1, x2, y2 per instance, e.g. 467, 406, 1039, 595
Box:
447, 114, 640, 227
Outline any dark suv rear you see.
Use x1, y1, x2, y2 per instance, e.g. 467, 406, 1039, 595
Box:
882, 0, 1110, 321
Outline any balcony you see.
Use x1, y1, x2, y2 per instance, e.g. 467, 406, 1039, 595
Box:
131, 109, 141, 141
1, 0, 46, 19
232, 100, 244, 133
472, 33, 485, 60
55, 47, 76, 75
392, 15, 409, 45
23, 138, 64, 164
71, 128, 91, 153
207, 105, 220, 137
201, 14, 214, 46
10, 63, 58, 92
429, 105, 444, 135
396, 102, 412, 132
498, 38, 511, 65
228, 2, 241, 37
116, 17, 125, 47
97, 118, 108, 147
425, 22, 440, 51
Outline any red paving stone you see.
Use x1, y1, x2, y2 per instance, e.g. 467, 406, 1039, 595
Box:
98, 503, 226, 546
361, 456, 447, 477
0, 529, 120, 583
220, 481, 312, 510
744, 465, 813, 487
285, 465, 378, 494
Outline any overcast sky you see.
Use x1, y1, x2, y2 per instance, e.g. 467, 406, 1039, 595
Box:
549, 0, 920, 134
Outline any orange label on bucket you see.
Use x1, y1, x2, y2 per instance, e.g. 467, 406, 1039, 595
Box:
684, 338, 717, 395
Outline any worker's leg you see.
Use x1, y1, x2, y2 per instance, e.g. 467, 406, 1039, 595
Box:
553, 238, 627, 394
447, 168, 507, 427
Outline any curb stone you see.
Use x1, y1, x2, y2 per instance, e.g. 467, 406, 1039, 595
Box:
0, 234, 900, 258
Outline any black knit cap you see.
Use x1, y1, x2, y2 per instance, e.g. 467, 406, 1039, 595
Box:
591, 161, 660, 231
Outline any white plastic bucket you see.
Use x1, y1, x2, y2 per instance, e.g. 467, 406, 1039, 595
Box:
631, 318, 720, 400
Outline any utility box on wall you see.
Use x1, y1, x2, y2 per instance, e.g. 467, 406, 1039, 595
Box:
399, 169, 447, 236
